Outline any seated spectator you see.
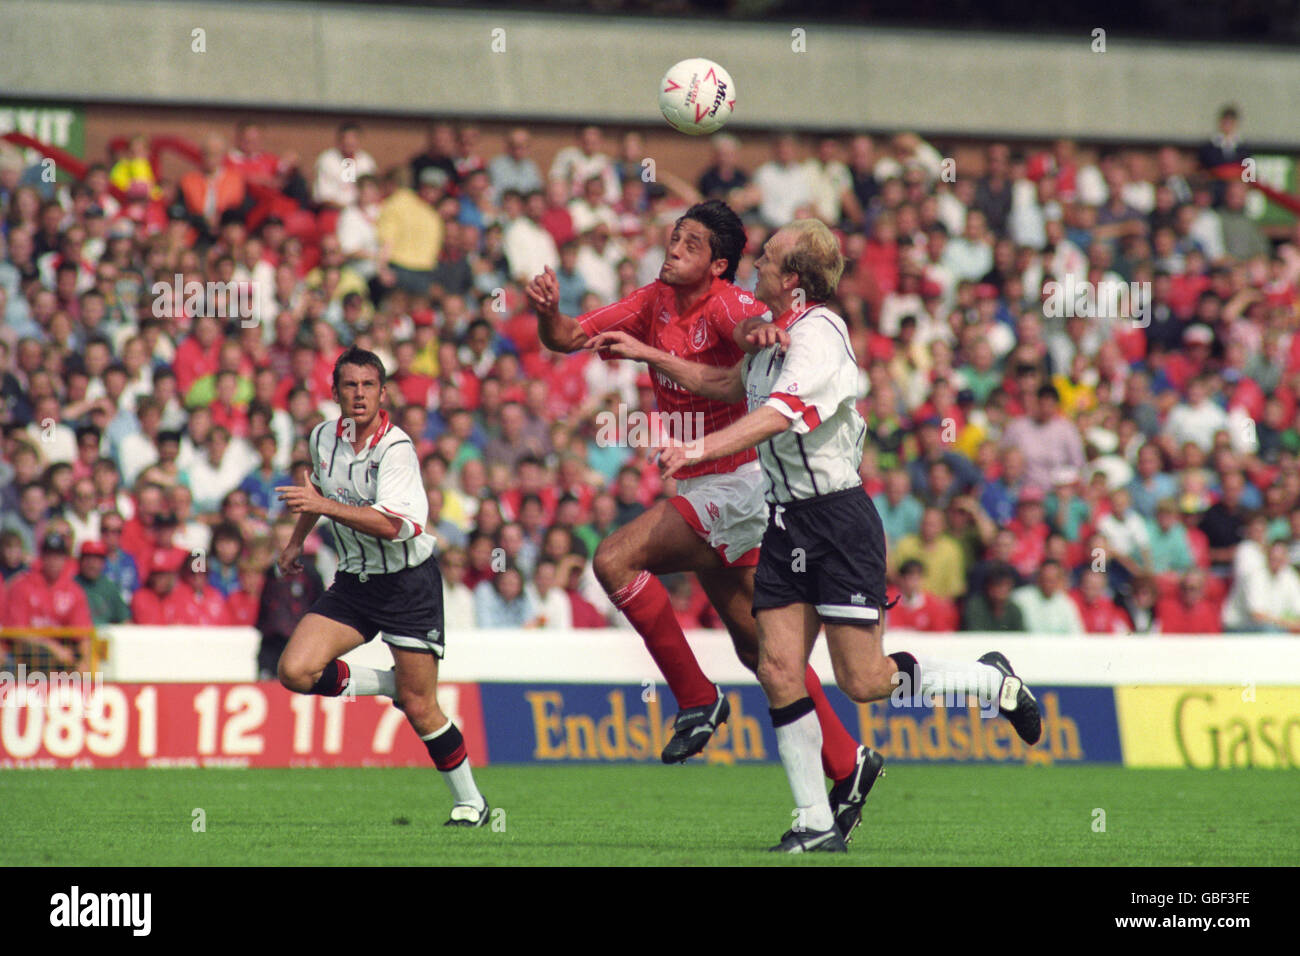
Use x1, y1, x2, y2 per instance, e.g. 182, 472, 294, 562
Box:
961, 562, 1025, 632
473, 561, 535, 628
1155, 569, 1222, 634
253, 518, 324, 679
1012, 560, 1085, 634
206, 522, 243, 598
1071, 569, 1132, 634
891, 507, 966, 600
887, 559, 957, 632
74, 539, 130, 625
179, 135, 247, 240
1147, 498, 1194, 575
131, 547, 189, 625
527, 558, 572, 629
438, 546, 475, 632
2, 532, 92, 665
1222, 539, 1300, 632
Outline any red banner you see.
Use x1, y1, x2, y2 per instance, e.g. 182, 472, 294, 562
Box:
0, 682, 487, 769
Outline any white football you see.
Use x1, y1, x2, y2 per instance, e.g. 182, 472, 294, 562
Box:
658, 58, 736, 136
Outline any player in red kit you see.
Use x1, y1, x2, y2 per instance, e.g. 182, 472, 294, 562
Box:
526, 200, 882, 841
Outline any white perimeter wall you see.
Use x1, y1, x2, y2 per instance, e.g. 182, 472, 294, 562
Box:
2, 0, 1299, 144
101, 626, 1300, 687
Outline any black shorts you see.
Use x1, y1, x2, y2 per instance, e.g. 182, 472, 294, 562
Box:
752, 486, 888, 626
309, 557, 446, 657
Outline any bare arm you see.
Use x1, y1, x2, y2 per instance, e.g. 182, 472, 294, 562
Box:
525, 266, 588, 352
587, 330, 744, 403
658, 406, 790, 479
276, 474, 403, 540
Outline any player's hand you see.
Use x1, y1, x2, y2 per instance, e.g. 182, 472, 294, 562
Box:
525, 266, 560, 318
277, 541, 305, 576
275, 473, 327, 516
586, 330, 653, 363
654, 436, 708, 480
746, 323, 790, 351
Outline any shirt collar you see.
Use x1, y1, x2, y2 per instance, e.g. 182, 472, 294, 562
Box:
773, 302, 819, 330
336, 410, 391, 450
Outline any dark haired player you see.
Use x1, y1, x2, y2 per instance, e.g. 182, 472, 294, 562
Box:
526, 200, 881, 842
275, 347, 489, 827
653, 220, 1041, 851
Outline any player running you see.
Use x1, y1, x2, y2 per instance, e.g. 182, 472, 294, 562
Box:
275, 346, 490, 828
526, 200, 882, 843
639, 220, 1042, 852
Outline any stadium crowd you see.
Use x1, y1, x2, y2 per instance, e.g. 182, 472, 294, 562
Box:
2, 105, 1300, 671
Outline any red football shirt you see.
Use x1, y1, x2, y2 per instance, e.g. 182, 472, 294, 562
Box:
578, 277, 769, 479
2, 570, 93, 629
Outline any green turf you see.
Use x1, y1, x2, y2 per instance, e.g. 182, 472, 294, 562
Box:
1, 764, 1296, 866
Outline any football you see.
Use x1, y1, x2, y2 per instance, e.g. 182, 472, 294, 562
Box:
658, 57, 736, 135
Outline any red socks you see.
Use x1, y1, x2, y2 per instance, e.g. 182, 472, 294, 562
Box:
805, 665, 861, 782
611, 571, 864, 780
611, 571, 717, 709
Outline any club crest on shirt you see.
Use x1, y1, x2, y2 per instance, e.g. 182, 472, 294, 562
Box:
738, 294, 754, 304
691, 316, 708, 350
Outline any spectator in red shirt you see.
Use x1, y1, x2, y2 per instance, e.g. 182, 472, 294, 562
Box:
2, 532, 93, 665
1008, 487, 1051, 579
1071, 569, 1133, 634
1155, 569, 1223, 634
172, 559, 232, 626
172, 314, 225, 396
131, 548, 190, 624
888, 559, 958, 632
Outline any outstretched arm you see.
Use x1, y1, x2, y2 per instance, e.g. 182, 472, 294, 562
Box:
587, 330, 745, 403
657, 406, 789, 479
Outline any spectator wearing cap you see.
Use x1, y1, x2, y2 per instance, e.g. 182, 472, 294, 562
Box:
2, 532, 92, 664
890, 507, 966, 601
1012, 559, 1085, 634
887, 559, 957, 632
171, 549, 231, 626
1000, 384, 1085, 492
376, 166, 444, 296
1071, 570, 1132, 635
131, 547, 188, 624
962, 561, 1025, 632
1006, 486, 1051, 580
74, 539, 129, 625
1155, 569, 1221, 634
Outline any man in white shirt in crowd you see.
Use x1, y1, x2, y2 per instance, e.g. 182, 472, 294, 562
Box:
313, 122, 377, 209
1223, 538, 1300, 633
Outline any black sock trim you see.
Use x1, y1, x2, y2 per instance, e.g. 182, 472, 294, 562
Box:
768, 696, 815, 727
889, 652, 918, 700
424, 723, 468, 770
309, 660, 346, 696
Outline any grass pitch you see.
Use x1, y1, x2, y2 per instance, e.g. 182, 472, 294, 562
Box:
2, 764, 1296, 867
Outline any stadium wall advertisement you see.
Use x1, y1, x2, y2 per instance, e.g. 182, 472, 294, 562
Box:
12, 680, 1300, 770
3, 631, 1297, 769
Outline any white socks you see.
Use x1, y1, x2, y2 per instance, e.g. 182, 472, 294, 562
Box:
345, 666, 397, 698
421, 721, 486, 810
772, 701, 834, 834
912, 656, 1004, 707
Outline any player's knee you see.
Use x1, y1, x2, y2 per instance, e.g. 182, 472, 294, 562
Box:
277, 656, 315, 695
838, 658, 894, 703
393, 686, 439, 726
756, 654, 801, 700
592, 538, 630, 592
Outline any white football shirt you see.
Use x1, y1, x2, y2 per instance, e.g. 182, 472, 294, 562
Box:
742, 304, 867, 504
308, 412, 433, 575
